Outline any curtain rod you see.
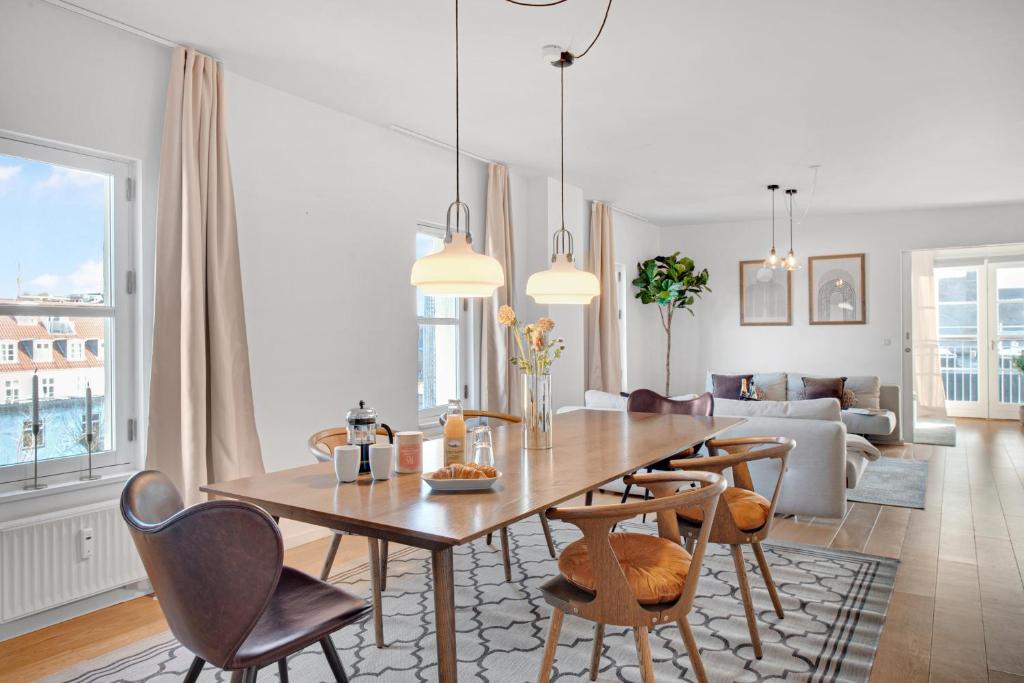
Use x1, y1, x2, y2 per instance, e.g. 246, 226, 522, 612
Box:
39, 0, 220, 61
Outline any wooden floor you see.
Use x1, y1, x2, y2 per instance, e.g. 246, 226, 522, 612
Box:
1, 418, 1022, 682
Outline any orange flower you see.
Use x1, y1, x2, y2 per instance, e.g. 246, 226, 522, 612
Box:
536, 317, 555, 333
498, 305, 516, 327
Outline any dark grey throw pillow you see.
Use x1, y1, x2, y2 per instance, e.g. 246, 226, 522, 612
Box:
711, 373, 753, 399
802, 376, 847, 401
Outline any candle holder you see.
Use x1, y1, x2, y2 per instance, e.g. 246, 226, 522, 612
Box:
80, 431, 101, 481
24, 420, 47, 491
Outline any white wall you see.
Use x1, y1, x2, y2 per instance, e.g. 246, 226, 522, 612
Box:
659, 202, 1024, 394
225, 72, 490, 473
611, 213, 663, 392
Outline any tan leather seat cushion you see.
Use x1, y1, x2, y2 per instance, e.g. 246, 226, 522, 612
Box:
679, 487, 770, 531
558, 532, 691, 605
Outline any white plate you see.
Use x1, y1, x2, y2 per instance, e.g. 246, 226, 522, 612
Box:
422, 471, 502, 491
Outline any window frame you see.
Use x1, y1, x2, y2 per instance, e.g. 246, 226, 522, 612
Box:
0, 132, 139, 488
415, 222, 472, 427
0, 341, 14, 363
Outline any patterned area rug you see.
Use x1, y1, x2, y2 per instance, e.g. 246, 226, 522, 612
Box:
46, 518, 897, 682
847, 458, 929, 509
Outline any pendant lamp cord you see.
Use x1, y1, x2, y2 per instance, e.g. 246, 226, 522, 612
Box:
454, 0, 461, 213
504, 0, 613, 61
771, 187, 776, 250
560, 62, 565, 231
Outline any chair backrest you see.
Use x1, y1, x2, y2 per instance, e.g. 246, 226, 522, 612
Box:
438, 409, 523, 427
308, 426, 393, 463
626, 389, 714, 417
547, 471, 726, 624
121, 471, 283, 668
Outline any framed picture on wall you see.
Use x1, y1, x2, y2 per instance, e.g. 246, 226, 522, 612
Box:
808, 253, 866, 324
739, 260, 792, 325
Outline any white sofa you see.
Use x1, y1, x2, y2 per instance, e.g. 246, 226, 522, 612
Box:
704, 372, 902, 443
567, 390, 881, 519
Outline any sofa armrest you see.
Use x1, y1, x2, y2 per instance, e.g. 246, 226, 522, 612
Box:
720, 416, 848, 518
876, 384, 902, 442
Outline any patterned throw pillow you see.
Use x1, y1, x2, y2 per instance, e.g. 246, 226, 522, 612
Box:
841, 389, 858, 409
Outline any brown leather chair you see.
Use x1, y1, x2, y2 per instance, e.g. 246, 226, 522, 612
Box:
536, 471, 727, 683
620, 390, 715, 508
121, 471, 369, 683
668, 436, 795, 659
439, 409, 559, 578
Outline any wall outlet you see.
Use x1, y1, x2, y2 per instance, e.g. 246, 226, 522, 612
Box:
79, 527, 94, 560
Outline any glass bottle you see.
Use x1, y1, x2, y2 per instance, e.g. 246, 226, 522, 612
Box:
443, 399, 466, 465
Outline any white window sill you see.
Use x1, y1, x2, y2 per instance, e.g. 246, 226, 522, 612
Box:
0, 469, 136, 506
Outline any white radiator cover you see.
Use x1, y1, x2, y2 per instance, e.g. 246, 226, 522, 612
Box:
0, 501, 146, 622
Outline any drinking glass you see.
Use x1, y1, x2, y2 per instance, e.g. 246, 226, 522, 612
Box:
472, 425, 494, 468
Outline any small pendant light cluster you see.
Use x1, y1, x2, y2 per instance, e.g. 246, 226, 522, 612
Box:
763, 184, 801, 272
410, 0, 504, 298
525, 51, 600, 305
411, 0, 613, 304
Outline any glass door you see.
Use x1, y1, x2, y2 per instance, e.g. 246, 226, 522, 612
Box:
936, 266, 986, 418
988, 262, 1024, 419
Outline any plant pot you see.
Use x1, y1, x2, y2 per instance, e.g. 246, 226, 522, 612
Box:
522, 373, 553, 450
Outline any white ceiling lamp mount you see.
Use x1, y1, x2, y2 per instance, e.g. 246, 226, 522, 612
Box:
526, 49, 600, 305
410, 0, 504, 298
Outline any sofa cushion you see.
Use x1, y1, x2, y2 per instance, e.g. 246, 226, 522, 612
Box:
842, 409, 896, 436
803, 376, 847, 401
584, 390, 628, 410
715, 397, 842, 422
711, 373, 753, 399
706, 372, 787, 401
790, 374, 881, 408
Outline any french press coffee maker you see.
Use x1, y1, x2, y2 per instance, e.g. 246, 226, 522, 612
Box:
346, 400, 394, 474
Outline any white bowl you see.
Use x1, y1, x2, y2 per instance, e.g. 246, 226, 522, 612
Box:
422, 471, 502, 492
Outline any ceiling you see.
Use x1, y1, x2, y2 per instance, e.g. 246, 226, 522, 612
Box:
67, 0, 1024, 225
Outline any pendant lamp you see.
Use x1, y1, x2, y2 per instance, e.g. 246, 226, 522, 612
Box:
526, 51, 600, 305
783, 188, 801, 271
763, 184, 781, 269
410, 0, 504, 298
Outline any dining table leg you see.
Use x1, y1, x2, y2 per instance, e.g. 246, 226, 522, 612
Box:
367, 538, 384, 648
432, 546, 458, 682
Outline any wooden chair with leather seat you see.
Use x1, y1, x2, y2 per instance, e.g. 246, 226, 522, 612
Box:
308, 427, 391, 649
667, 436, 795, 660
536, 470, 727, 683
439, 409, 558, 579
121, 470, 368, 683
620, 390, 715, 508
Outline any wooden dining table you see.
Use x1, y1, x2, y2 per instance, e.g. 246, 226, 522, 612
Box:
201, 408, 743, 682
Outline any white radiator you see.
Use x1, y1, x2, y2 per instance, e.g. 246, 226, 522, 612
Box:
0, 501, 146, 622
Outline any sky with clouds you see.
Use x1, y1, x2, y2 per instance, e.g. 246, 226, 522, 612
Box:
0, 153, 107, 301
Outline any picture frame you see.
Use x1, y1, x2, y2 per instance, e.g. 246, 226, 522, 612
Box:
739, 259, 792, 326
808, 253, 866, 324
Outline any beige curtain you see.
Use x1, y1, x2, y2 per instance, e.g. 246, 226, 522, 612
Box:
146, 47, 264, 505
586, 201, 623, 393
480, 163, 518, 413
911, 251, 948, 419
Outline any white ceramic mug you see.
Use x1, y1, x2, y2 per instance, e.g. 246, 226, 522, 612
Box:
333, 445, 360, 483
369, 443, 393, 480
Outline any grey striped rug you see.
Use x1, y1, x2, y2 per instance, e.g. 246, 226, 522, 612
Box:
45, 517, 897, 682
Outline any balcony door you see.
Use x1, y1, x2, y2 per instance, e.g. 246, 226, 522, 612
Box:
936, 262, 1024, 419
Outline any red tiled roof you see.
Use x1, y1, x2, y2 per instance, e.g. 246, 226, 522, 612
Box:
0, 316, 105, 372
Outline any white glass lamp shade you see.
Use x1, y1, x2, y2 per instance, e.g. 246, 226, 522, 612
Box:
410, 232, 504, 297
526, 254, 600, 305
784, 250, 801, 271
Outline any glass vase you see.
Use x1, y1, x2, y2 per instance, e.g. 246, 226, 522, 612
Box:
522, 373, 553, 450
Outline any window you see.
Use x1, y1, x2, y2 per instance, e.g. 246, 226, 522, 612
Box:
0, 134, 137, 486
66, 340, 84, 361
415, 226, 468, 421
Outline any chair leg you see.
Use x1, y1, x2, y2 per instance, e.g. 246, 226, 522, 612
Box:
539, 514, 557, 558
620, 483, 633, 504
366, 538, 385, 648
537, 608, 564, 683
589, 623, 604, 681
584, 489, 594, 506
320, 636, 349, 683
320, 533, 343, 581
500, 526, 513, 582
752, 541, 784, 619
730, 544, 763, 659
276, 659, 289, 683
633, 626, 656, 683
229, 668, 258, 683
677, 618, 708, 683
640, 485, 653, 523
486, 532, 493, 545
183, 656, 205, 683
380, 540, 389, 592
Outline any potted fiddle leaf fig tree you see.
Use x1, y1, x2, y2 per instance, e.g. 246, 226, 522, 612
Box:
633, 253, 711, 395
